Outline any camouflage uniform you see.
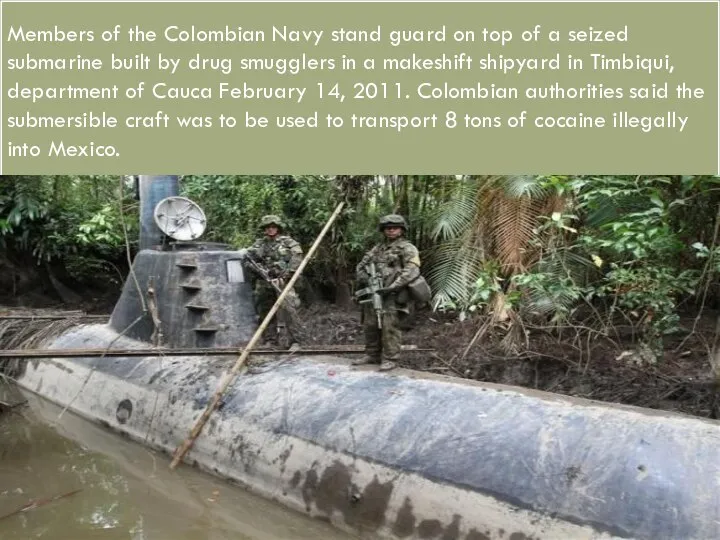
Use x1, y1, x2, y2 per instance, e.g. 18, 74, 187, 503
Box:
245, 215, 304, 347
353, 215, 421, 371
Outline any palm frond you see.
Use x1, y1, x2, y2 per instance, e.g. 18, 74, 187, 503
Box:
535, 248, 597, 285
524, 287, 578, 318
429, 179, 480, 241
502, 175, 549, 199
425, 239, 485, 309
487, 190, 544, 274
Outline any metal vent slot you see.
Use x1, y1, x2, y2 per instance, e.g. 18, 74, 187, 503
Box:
185, 304, 210, 312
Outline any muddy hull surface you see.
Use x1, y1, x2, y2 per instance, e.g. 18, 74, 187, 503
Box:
9, 322, 720, 540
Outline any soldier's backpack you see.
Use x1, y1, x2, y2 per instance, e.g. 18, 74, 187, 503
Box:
407, 275, 432, 305
396, 242, 433, 305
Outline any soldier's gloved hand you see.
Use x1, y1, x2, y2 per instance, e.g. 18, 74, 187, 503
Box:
270, 278, 281, 288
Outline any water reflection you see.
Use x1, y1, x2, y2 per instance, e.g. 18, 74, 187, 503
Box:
0, 393, 356, 540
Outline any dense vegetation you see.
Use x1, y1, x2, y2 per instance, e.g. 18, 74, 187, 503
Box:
2, 174, 720, 376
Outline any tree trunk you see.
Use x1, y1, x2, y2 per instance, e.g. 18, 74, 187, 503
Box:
0, 252, 42, 302
708, 313, 720, 419
44, 262, 82, 305
334, 265, 353, 308
331, 175, 371, 307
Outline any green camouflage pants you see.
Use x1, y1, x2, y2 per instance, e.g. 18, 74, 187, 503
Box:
254, 282, 303, 346
362, 304, 405, 362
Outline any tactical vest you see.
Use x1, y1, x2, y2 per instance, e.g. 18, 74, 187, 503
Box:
252, 235, 301, 274
366, 239, 403, 277
368, 239, 431, 304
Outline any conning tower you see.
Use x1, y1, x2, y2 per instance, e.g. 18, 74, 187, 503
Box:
108, 176, 259, 349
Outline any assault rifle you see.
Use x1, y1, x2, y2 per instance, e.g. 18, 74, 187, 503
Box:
244, 256, 283, 294
354, 262, 384, 329
242, 255, 300, 309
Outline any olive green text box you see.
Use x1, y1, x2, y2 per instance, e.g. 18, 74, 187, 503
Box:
2, 1, 718, 174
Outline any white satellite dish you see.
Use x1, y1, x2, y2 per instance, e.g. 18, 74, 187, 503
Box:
153, 196, 207, 242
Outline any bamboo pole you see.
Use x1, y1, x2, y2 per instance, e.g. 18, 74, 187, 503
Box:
0, 345, 430, 359
0, 489, 83, 521
0, 315, 108, 320
169, 201, 345, 469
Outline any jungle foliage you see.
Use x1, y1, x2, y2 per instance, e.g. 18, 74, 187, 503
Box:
2, 174, 720, 359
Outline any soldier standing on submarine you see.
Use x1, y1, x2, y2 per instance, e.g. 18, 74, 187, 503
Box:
243, 215, 304, 350
353, 214, 429, 371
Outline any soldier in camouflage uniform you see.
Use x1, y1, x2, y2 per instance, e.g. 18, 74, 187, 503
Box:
244, 215, 304, 348
353, 214, 421, 371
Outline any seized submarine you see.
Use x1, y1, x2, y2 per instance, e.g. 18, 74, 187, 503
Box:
4, 176, 720, 540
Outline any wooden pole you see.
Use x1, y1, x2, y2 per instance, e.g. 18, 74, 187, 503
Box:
169, 201, 345, 469
0, 345, 430, 359
0, 315, 108, 320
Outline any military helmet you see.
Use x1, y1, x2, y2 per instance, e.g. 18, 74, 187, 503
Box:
259, 214, 285, 230
378, 214, 407, 231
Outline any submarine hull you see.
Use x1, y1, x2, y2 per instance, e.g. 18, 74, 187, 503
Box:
11, 320, 720, 540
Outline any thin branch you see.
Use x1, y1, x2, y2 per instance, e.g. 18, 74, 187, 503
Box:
676, 201, 720, 352
118, 176, 147, 313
